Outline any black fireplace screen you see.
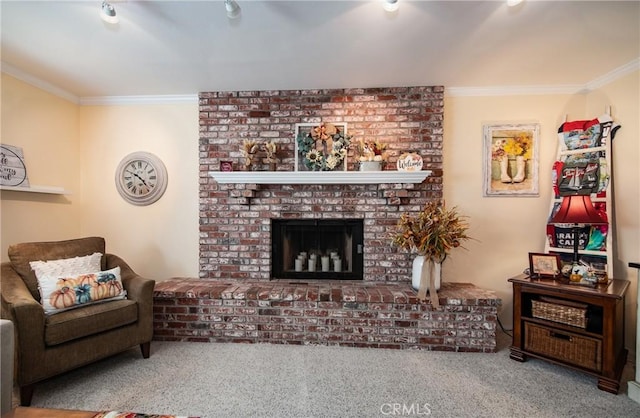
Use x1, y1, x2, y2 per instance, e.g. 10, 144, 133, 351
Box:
271, 219, 364, 280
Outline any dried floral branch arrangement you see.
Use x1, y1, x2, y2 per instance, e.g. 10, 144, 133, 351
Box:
391, 199, 471, 262
263, 140, 277, 164
391, 200, 472, 306
240, 139, 259, 169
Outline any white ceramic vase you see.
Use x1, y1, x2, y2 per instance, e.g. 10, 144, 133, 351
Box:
412, 255, 442, 293
412, 255, 442, 308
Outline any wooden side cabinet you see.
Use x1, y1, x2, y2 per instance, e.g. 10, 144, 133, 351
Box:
509, 274, 628, 394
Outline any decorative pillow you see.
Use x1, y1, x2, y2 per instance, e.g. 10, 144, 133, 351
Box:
36, 266, 127, 315
29, 252, 103, 282
9, 237, 106, 300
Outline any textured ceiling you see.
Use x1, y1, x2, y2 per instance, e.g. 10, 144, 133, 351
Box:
1, 1, 639, 99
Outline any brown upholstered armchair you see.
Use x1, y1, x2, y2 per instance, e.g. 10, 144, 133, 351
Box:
0, 237, 155, 406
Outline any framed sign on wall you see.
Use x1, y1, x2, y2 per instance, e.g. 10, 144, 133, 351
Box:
483, 123, 540, 197
0, 144, 30, 188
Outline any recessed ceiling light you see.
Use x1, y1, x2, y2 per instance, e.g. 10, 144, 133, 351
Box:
507, 0, 524, 6
100, 1, 118, 24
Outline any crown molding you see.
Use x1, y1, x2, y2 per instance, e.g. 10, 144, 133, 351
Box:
3, 58, 639, 103
79, 95, 198, 106
445, 84, 584, 97
1, 62, 196, 105
1, 62, 80, 104
446, 57, 639, 97
585, 57, 640, 91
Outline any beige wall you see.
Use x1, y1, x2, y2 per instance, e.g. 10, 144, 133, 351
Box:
443, 93, 584, 327
2, 70, 638, 350
1, 74, 199, 280
78, 104, 200, 280
444, 71, 639, 350
1, 75, 82, 258
585, 71, 640, 351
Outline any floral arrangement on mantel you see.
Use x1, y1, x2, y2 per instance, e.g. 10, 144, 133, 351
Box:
391, 200, 471, 306
240, 139, 278, 170
356, 139, 388, 163
355, 139, 388, 171
263, 140, 277, 165
240, 139, 259, 169
297, 122, 351, 171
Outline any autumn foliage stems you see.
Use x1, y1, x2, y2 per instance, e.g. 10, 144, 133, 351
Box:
391, 200, 471, 262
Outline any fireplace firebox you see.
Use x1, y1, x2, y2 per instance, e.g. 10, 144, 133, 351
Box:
271, 219, 364, 280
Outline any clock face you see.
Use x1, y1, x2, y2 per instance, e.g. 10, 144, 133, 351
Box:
115, 152, 167, 206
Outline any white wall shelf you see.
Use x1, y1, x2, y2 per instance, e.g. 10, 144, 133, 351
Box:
210, 170, 432, 185
0, 185, 71, 195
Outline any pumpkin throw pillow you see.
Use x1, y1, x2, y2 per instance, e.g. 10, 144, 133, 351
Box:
35, 266, 127, 315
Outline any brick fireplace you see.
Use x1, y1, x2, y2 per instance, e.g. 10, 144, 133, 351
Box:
198, 86, 445, 282
151, 86, 500, 352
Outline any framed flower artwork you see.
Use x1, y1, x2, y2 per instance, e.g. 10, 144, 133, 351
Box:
483, 123, 540, 197
295, 122, 350, 171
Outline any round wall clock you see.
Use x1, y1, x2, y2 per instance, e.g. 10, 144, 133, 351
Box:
115, 152, 168, 206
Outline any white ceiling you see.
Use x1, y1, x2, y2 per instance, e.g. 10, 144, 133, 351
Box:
1, 0, 639, 100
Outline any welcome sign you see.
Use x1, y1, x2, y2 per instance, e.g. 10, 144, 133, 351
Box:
0, 144, 30, 187
396, 152, 423, 172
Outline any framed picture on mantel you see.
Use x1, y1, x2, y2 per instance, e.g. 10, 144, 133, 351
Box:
295, 122, 349, 172
483, 123, 540, 197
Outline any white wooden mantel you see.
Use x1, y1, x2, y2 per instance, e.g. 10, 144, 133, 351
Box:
210, 170, 432, 185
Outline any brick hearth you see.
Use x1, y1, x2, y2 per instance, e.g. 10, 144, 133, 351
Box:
153, 279, 500, 352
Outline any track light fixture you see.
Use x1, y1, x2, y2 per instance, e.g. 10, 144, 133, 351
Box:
225, 0, 241, 19
100, 1, 118, 24
383, 0, 399, 12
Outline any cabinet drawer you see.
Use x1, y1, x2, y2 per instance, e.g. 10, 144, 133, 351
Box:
524, 322, 602, 372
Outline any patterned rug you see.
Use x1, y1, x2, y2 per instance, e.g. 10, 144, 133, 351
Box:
92, 412, 198, 418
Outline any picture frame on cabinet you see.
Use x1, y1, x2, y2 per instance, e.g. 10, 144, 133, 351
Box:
483, 123, 540, 197
529, 252, 562, 279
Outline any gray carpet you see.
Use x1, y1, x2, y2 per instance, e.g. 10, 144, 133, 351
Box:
29, 332, 640, 418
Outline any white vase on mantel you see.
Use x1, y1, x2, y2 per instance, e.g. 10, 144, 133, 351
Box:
412, 255, 442, 307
